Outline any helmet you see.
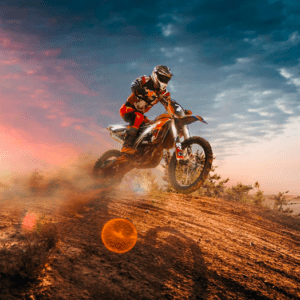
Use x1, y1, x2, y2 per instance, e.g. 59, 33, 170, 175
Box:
151, 65, 173, 90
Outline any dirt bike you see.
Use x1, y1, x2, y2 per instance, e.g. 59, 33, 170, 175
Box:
93, 99, 213, 194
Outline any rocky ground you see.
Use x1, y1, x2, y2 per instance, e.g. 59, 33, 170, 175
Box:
1, 183, 300, 300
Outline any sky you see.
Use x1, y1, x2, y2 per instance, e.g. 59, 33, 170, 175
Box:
0, 0, 299, 194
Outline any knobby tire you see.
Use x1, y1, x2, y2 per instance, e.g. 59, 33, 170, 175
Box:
168, 137, 213, 194
93, 149, 122, 188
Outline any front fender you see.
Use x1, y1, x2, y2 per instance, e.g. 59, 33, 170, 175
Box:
175, 115, 207, 128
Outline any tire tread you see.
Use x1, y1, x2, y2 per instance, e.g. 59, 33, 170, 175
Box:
168, 137, 213, 194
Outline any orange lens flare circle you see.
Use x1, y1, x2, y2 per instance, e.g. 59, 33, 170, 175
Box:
101, 218, 137, 254
22, 212, 37, 230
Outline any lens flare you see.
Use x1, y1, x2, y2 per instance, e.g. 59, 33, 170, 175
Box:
101, 218, 137, 253
132, 181, 146, 194
22, 212, 37, 230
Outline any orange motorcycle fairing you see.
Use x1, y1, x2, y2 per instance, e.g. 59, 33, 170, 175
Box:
152, 117, 170, 140
155, 113, 171, 121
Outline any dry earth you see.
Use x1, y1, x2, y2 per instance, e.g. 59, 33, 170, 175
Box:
0, 162, 300, 300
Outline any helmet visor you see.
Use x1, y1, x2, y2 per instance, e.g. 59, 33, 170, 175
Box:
157, 74, 171, 84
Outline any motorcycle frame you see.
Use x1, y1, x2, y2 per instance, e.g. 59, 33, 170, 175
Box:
133, 117, 192, 161
107, 98, 207, 161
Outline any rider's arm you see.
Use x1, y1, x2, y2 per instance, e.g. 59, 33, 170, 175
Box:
131, 75, 157, 100
131, 75, 149, 98
159, 92, 191, 115
158, 89, 172, 110
143, 116, 152, 123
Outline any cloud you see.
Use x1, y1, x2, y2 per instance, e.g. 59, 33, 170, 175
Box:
157, 23, 177, 37
278, 66, 300, 90
0, 39, 110, 174
43, 49, 61, 57
191, 73, 300, 161
99, 109, 117, 118
60, 117, 86, 128
247, 108, 274, 117
1, 0, 298, 83
1, 0, 299, 180
181, 0, 285, 35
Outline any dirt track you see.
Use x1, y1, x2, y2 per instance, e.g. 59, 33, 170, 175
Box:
1, 185, 300, 300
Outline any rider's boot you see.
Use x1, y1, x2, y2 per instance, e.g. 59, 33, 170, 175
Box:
120, 126, 139, 156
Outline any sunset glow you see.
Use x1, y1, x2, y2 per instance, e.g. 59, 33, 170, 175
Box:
0, 0, 299, 195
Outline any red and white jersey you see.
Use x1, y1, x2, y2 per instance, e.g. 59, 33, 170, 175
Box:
126, 75, 171, 113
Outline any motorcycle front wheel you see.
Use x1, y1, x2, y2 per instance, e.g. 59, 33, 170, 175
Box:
92, 149, 123, 188
168, 137, 213, 194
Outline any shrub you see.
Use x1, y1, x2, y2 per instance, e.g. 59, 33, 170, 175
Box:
273, 191, 289, 212
224, 182, 253, 202
0, 220, 59, 287
197, 164, 229, 197
252, 181, 265, 207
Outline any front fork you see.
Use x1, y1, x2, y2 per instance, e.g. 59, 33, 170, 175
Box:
171, 119, 190, 161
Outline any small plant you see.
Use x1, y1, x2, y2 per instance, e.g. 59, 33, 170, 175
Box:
273, 191, 289, 212
0, 220, 59, 287
224, 182, 253, 202
197, 163, 229, 197
252, 181, 265, 207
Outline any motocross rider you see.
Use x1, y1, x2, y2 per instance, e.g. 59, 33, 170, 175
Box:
120, 65, 177, 155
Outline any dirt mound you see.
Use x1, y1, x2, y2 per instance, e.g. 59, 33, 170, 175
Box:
1, 183, 300, 299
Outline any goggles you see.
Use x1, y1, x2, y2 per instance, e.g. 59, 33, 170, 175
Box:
157, 74, 171, 84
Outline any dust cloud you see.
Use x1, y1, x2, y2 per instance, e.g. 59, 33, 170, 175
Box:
0, 152, 159, 223
0, 153, 101, 216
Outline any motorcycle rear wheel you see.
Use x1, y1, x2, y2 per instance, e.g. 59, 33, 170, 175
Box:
92, 149, 123, 188
168, 137, 213, 194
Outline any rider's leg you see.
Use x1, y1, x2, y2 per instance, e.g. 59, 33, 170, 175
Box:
120, 109, 145, 155
121, 126, 139, 154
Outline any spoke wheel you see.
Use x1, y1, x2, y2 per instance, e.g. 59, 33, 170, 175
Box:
93, 150, 123, 188
169, 137, 213, 194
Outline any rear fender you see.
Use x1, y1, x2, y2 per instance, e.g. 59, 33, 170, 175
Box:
107, 124, 127, 133
107, 125, 127, 144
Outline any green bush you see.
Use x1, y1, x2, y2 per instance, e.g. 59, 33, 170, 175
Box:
224, 182, 253, 202
252, 181, 265, 207
273, 190, 289, 212
197, 164, 229, 197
